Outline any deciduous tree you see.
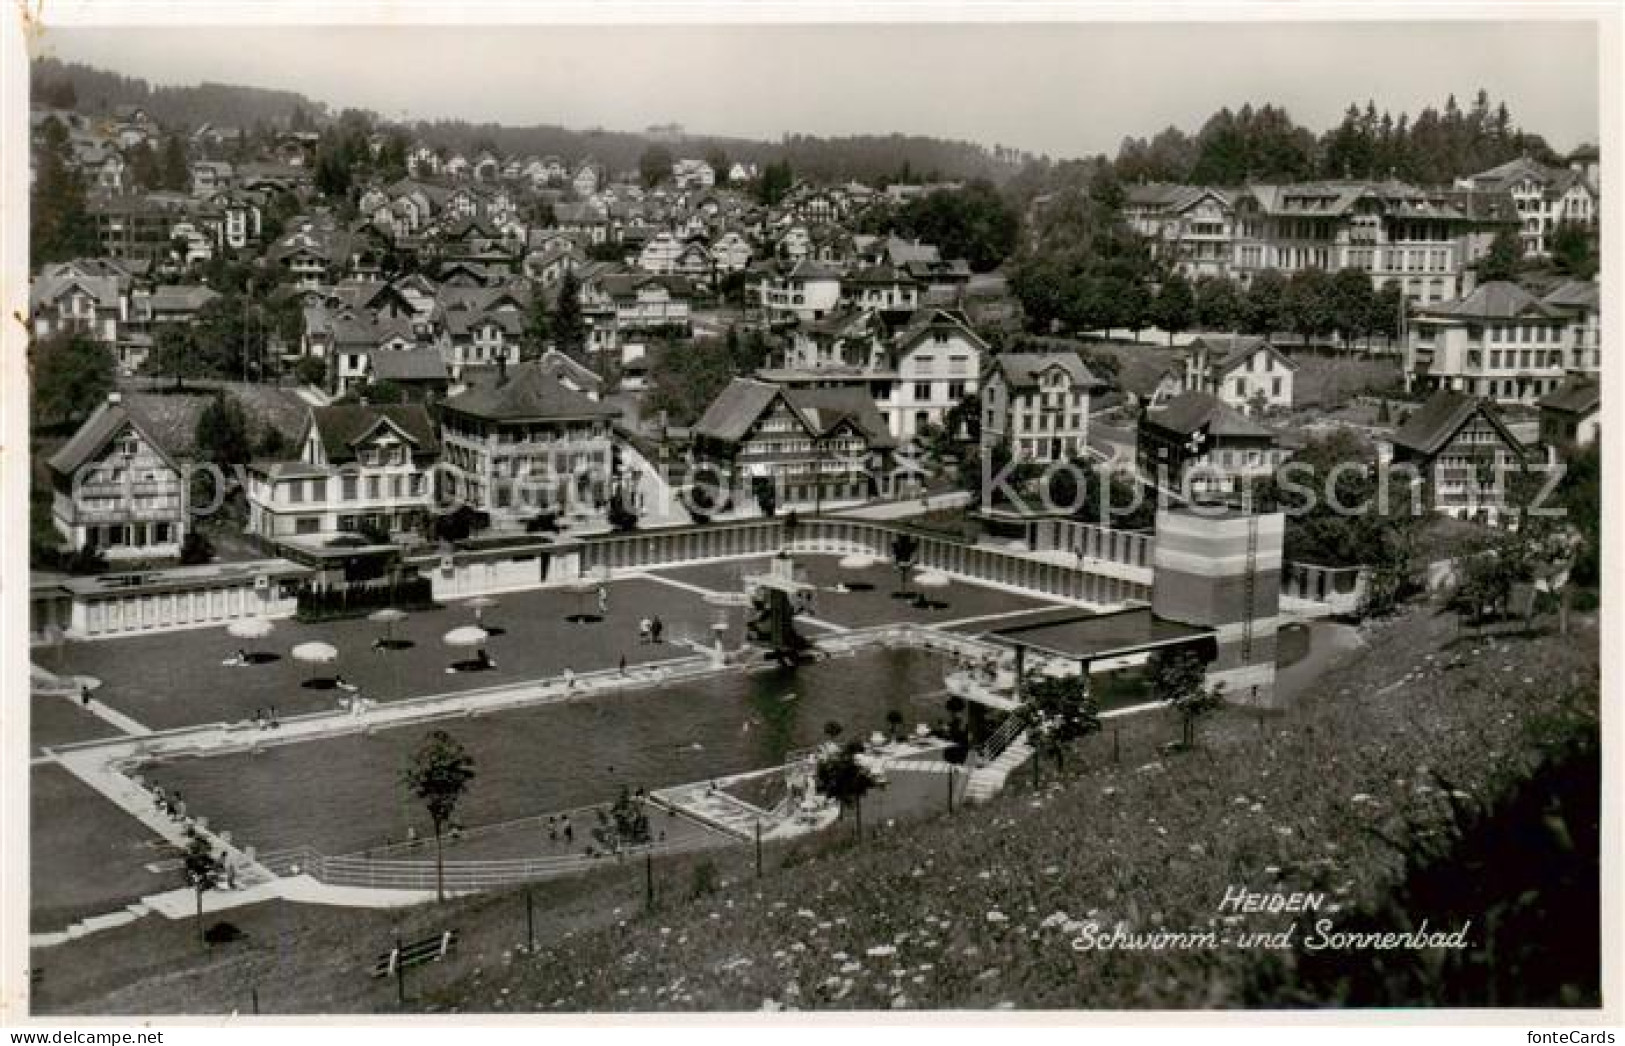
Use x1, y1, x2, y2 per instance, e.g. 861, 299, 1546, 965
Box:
402, 730, 477, 902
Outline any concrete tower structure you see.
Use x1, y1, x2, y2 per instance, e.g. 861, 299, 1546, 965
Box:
1151, 506, 1284, 706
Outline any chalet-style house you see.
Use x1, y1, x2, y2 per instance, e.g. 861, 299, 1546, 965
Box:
693, 378, 896, 510
1388, 391, 1528, 525
46, 392, 196, 559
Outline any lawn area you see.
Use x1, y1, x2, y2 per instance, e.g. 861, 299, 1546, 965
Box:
34, 595, 1599, 1013
648, 554, 1068, 629
56, 578, 728, 733
417, 606, 1597, 1011
31, 765, 177, 933
1285, 351, 1404, 409
31, 694, 126, 751
140, 647, 952, 857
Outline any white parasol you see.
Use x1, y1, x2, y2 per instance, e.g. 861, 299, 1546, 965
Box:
291, 641, 338, 665
443, 626, 490, 649
914, 571, 951, 589
291, 640, 339, 684
839, 553, 876, 571
227, 618, 274, 640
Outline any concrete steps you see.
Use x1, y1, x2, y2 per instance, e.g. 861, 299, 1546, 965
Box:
964, 734, 1033, 803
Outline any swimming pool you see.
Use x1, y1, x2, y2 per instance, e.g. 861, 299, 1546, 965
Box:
140, 646, 953, 857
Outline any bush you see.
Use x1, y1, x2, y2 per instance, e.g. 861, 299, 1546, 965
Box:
525, 511, 561, 534
688, 859, 719, 900
430, 506, 491, 543
63, 541, 108, 575
178, 531, 214, 565
294, 356, 328, 388
295, 576, 436, 622
606, 493, 639, 532
355, 519, 394, 546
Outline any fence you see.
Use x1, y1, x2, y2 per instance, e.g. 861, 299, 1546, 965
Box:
257, 832, 731, 892
579, 517, 1154, 607
1029, 519, 1156, 572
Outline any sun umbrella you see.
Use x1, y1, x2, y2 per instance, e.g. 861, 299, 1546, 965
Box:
227, 618, 274, 640
369, 607, 408, 647
463, 595, 499, 623
291, 640, 339, 686
839, 553, 876, 571
443, 626, 490, 648
914, 571, 951, 589
369, 607, 408, 628
291, 641, 338, 664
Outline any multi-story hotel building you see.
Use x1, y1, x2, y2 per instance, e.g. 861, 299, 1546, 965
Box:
438, 359, 622, 521
1124, 180, 1520, 305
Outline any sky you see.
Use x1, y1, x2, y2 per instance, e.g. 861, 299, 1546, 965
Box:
39, 20, 1602, 158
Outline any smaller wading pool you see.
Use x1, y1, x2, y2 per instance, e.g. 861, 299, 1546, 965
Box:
140, 646, 953, 858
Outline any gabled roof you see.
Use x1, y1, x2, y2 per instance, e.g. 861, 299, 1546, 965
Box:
1390, 391, 1523, 458
1541, 280, 1599, 311
987, 352, 1104, 390
1188, 334, 1299, 375
845, 263, 918, 287
47, 394, 207, 475
893, 309, 989, 357
1143, 391, 1274, 440
694, 379, 786, 444
441, 360, 619, 422
31, 272, 122, 311
785, 260, 841, 283
785, 387, 895, 449
147, 284, 221, 313
1420, 281, 1561, 321
307, 403, 439, 461
535, 348, 605, 396
1537, 381, 1600, 417
368, 348, 449, 384
1125, 183, 1232, 213
693, 378, 896, 449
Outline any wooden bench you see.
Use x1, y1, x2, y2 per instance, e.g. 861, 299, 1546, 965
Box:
371, 930, 457, 978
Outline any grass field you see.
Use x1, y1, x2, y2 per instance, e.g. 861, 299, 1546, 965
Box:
55, 578, 729, 732
31, 693, 125, 751
31, 765, 177, 933
1287, 353, 1405, 409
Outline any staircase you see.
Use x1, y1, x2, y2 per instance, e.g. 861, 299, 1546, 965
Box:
964, 731, 1033, 804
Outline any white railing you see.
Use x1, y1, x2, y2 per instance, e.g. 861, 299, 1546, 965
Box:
259, 832, 730, 892
978, 713, 1028, 762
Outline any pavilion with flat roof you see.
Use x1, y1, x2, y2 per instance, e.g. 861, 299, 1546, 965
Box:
985, 607, 1216, 669
945, 608, 1217, 711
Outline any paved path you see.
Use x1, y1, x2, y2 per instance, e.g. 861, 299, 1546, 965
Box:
832, 492, 972, 520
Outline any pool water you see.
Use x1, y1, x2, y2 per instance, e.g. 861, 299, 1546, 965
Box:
142, 646, 953, 856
